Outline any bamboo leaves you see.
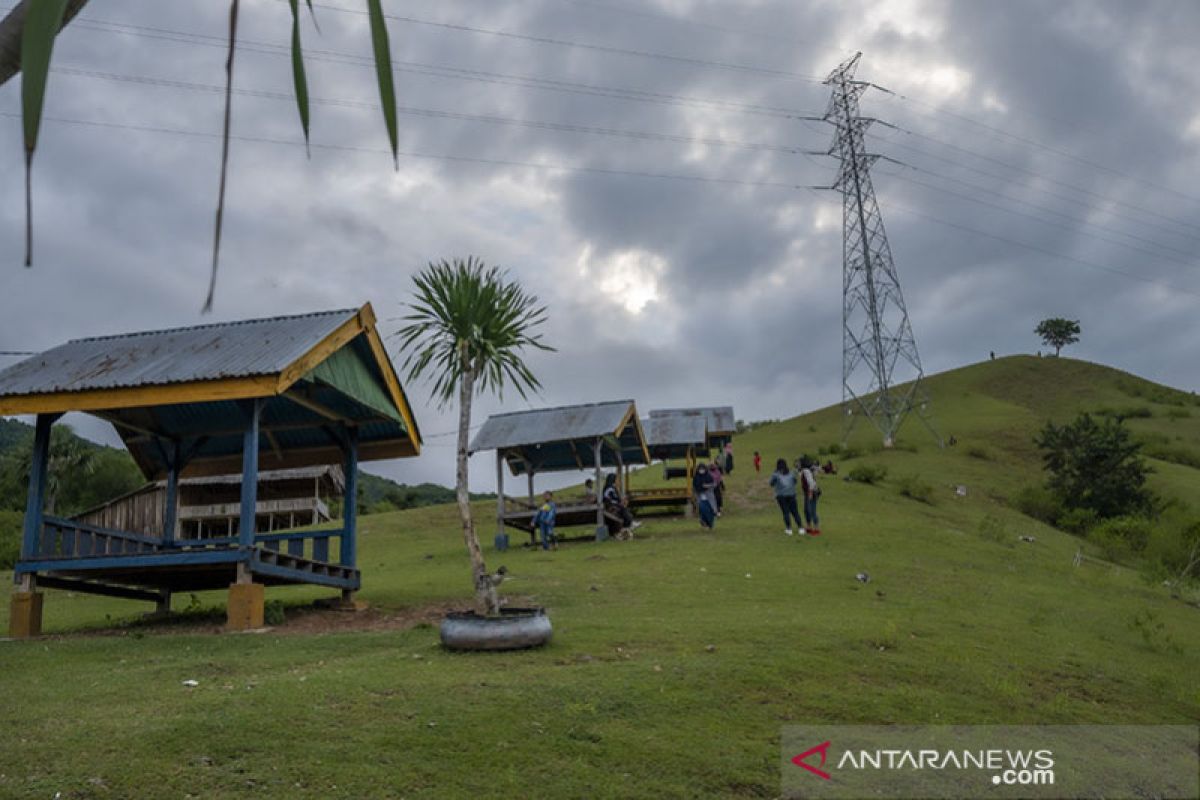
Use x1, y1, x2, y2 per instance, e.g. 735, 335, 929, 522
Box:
288, 0, 310, 157
366, 0, 398, 167
20, 0, 71, 266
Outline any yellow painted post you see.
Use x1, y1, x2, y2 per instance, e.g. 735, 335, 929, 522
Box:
9, 576, 44, 638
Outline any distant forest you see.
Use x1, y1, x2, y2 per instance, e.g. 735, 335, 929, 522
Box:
0, 418, 485, 518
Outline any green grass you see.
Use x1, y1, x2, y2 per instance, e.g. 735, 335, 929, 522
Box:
1, 356, 1198, 799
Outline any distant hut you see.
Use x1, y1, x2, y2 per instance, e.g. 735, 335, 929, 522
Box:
649, 406, 736, 457
74, 465, 346, 540
626, 413, 708, 515
470, 400, 649, 543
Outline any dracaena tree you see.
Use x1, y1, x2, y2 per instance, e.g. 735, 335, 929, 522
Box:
0, 0, 399, 310
396, 257, 552, 615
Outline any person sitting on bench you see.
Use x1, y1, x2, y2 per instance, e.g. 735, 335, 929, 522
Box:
603, 473, 638, 538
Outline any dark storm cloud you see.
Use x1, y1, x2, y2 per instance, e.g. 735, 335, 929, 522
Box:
1, 0, 1197, 489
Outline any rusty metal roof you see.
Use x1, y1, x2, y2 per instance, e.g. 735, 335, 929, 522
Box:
643, 414, 706, 446
0, 309, 357, 396
649, 406, 735, 434
470, 400, 649, 474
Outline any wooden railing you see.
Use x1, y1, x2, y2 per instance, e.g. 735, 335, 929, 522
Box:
38, 516, 165, 559
32, 517, 349, 567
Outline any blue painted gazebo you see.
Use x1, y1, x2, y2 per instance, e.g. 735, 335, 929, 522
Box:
1, 303, 421, 636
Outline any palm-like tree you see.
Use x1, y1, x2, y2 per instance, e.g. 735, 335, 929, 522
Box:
396, 257, 552, 615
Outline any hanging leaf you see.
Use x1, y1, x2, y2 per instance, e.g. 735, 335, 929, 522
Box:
365, 0, 398, 168
204, 0, 239, 314
287, 0, 311, 157
20, 0, 72, 267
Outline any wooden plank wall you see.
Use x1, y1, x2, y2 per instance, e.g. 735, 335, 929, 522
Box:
76, 486, 166, 538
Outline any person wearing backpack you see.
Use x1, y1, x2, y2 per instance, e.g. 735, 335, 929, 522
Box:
769, 458, 804, 536
799, 457, 821, 535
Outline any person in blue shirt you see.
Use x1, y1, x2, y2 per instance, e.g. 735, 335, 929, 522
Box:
769, 458, 804, 536
532, 490, 558, 550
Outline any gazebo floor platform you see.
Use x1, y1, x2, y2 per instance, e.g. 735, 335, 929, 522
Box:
628, 487, 692, 511
18, 544, 359, 598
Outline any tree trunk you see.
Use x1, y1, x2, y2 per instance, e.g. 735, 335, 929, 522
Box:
456, 366, 497, 615
0, 0, 92, 87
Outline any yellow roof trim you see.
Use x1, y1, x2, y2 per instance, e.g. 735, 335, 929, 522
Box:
0, 375, 279, 416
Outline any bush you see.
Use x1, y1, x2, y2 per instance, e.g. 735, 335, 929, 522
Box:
1058, 507, 1100, 535
1165, 407, 1192, 420
1141, 442, 1200, 470
264, 600, 287, 627
1089, 516, 1152, 561
847, 464, 888, 485
1144, 518, 1200, 585
1093, 405, 1153, 420
1036, 413, 1155, 520
896, 474, 935, 505
0, 510, 21, 570
966, 445, 992, 460
977, 514, 1012, 546
1013, 485, 1064, 526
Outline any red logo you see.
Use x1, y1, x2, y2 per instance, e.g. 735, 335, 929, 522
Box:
792, 740, 833, 780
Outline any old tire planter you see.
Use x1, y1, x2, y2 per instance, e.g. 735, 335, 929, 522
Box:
440, 607, 552, 651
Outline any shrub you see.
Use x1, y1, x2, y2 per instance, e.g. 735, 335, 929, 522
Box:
264, 600, 287, 627
1141, 442, 1200, 470
847, 464, 888, 485
826, 443, 842, 456
840, 447, 862, 460
977, 514, 1012, 546
966, 445, 992, 460
1089, 516, 1152, 561
0, 510, 21, 570
896, 474, 935, 504
1093, 405, 1153, 421
1057, 507, 1100, 535
1013, 485, 1064, 526
1165, 407, 1192, 420
1036, 413, 1155, 520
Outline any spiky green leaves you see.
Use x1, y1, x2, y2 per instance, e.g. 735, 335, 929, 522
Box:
397, 258, 554, 408
288, 0, 310, 157
366, 0, 398, 168
20, 0, 71, 266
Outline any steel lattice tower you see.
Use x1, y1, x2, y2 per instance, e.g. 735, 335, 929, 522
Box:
824, 52, 939, 447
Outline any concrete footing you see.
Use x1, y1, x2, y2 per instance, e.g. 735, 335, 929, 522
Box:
226, 582, 265, 631
9, 591, 44, 638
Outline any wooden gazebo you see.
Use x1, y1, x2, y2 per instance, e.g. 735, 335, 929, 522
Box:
2, 304, 421, 636
627, 413, 709, 514
469, 400, 649, 543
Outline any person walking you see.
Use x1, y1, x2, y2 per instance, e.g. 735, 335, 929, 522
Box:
753, 450, 762, 474
709, 460, 724, 516
799, 458, 821, 535
724, 442, 734, 474
692, 463, 717, 529
532, 490, 558, 550
769, 458, 804, 536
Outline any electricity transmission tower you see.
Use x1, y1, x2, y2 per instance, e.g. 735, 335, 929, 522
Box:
824, 52, 940, 447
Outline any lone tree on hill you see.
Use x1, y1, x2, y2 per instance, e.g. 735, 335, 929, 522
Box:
396, 258, 552, 615
1035, 413, 1154, 520
1035, 318, 1081, 356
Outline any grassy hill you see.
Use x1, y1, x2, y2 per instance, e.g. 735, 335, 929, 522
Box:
1, 356, 1197, 798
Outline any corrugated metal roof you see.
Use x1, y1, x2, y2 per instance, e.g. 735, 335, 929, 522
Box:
164, 465, 345, 490
0, 308, 357, 396
649, 406, 736, 434
642, 415, 707, 448
470, 400, 637, 452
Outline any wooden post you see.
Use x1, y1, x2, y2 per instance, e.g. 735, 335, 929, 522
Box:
527, 469, 535, 507
238, 399, 262, 547
162, 439, 180, 545
617, 448, 626, 498
21, 413, 57, 560
594, 438, 604, 535
496, 450, 506, 539
341, 427, 358, 569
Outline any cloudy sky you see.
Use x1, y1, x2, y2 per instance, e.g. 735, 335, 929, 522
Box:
1, 0, 1198, 491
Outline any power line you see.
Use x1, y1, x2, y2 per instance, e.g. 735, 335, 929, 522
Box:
882, 162, 1200, 274
876, 132, 1200, 248
879, 90, 1200, 207
888, 202, 1200, 299
50, 65, 826, 157
64, 16, 825, 122
0, 110, 818, 191
307, 1, 825, 83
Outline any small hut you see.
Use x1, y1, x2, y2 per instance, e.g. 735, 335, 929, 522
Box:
2, 304, 421, 636
626, 413, 708, 514
74, 465, 346, 540
470, 400, 649, 544
649, 406, 736, 455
